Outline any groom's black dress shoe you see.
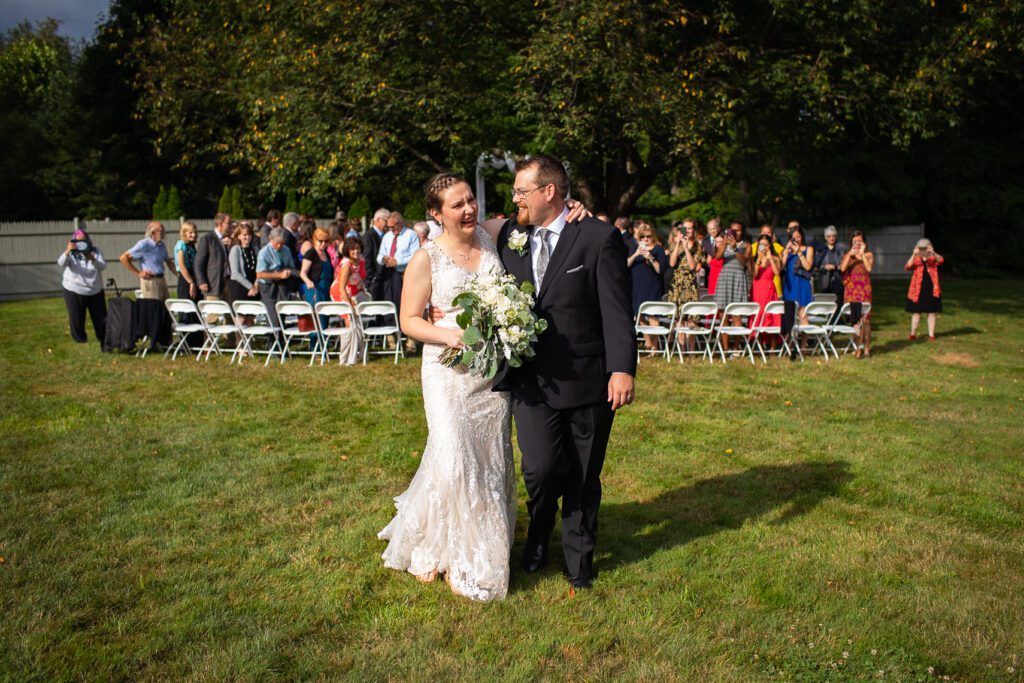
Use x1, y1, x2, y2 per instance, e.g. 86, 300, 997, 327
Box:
521, 541, 548, 573
569, 576, 593, 591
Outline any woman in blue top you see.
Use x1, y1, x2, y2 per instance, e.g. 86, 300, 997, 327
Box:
173, 222, 199, 302
782, 225, 815, 324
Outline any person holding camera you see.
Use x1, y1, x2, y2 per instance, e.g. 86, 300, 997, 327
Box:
840, 230, 874, 357
628, 223, 669, 350
667, 219, 706, 308
815, 226, 847, 318
905, 238, 944, 340
782, 225, 815, 325
751, 233, 782, 332
58, 228, 107, 347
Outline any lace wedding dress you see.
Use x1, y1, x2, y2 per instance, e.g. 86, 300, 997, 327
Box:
378, 228, 516, 602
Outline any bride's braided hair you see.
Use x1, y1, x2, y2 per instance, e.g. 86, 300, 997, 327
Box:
424, 173, 466, 214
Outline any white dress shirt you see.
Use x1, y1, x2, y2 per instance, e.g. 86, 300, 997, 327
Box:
530, 206, 570, 279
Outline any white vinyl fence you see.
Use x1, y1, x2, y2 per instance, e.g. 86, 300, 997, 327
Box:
0, 217, 328, 302
0, 218, 924, 302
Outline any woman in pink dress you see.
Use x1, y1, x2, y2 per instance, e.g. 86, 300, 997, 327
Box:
840, 230, 874, 357
329, 237, 368, 313
750, 233, 782, 333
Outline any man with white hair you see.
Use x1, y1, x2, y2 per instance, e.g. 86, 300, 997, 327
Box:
363, 207, 390, 300
256, 227, 297, 328
282, 211, 301, 263
120, 221, 176, 300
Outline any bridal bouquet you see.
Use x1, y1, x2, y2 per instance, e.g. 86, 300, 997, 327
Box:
438, 271, 548, 379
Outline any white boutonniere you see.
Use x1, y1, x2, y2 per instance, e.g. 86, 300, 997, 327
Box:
508, 229, 529, 256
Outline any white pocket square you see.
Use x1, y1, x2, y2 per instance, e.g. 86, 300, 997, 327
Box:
566, 265, 585, 274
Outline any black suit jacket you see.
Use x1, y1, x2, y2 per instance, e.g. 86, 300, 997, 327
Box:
194, 231, 229, 296
494, 216, 637, 409
362, 228, 384, 297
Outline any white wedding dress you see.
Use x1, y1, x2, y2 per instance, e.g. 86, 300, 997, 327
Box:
378, 227, 516, 602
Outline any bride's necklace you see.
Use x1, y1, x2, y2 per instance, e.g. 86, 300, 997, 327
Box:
441, 234, 476, 264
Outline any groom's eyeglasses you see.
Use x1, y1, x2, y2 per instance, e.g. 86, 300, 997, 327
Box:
511, 183, 551, 199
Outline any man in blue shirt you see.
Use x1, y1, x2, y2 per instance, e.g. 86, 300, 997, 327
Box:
377, 211, 419, 311
120, 221, 176, 300
256, 227, 297, 328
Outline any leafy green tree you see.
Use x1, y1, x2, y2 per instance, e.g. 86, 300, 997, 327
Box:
165, 185, 183, 219
285, 189, 299, 214
217, 185, 232, 214
152, 185, 168, 220
348, 195, 370, 219
297, 193, 317, 217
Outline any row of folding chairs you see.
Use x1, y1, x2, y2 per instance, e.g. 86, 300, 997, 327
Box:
163, 299, 406, 365
636, 300, 871, 365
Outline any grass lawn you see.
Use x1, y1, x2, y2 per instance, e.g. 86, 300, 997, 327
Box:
1, 278, 1022, 681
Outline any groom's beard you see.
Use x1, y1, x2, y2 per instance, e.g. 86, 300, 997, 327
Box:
516, 206, 531, 226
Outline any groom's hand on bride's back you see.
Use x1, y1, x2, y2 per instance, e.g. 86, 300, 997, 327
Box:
428, 305, 444, 324
608, 372, 635, 410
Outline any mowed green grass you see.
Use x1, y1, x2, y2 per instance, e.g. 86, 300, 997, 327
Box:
1, 279, 1022, 681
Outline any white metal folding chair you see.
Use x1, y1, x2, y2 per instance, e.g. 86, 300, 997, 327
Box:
275, 300, 323, 365
356, 301, 403, 364
829, 302, 872, 355
751, 300, 791, 363
232, 300, 281, 366
164, 298, 205, 360
809, 292, 837, 326
196, 299, 243, 361
673, 301, 717, 363
314, 301, 361, 365
635, 301, 676, 362
712, 302, 760, 364
792, 301, 838, 361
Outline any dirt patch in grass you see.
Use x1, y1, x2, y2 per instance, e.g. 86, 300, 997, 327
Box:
932, 352, 979, 368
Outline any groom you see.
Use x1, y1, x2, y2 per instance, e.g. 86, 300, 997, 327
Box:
494, 154, 637, 591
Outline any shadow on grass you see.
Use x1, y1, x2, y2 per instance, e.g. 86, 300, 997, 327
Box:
871, 326, 981, 356
595, 460, 853, 574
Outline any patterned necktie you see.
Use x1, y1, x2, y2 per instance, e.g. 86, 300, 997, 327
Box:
534, 227, 550, 289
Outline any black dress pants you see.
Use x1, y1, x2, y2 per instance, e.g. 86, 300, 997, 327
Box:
63, 288, 107, 346
512, 397, 615, 580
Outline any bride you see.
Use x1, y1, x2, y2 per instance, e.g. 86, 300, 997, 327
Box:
378, 173, 586, 601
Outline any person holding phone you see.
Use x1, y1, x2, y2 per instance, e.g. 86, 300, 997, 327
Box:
782, 226, 815, 325
905, 238, 944, 340
840, 230, 874, 357
58, 228, 107, 347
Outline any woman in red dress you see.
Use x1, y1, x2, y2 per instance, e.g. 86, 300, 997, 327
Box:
840, 230, 874, 357
904, 238, 944, 340
750, 233, 781, 332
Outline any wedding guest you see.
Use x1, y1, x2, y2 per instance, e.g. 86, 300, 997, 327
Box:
58, 228, 107, 347
330, 237, 369, 308
615, 216, 637, 255
228, 222, 260, 303
840, 230, 874, 357
377, 211, 418, 313
282, 211, 301, 262
750, 224, 783, 296
256, 227, 296, 328
627, 222, 668, 350
194, 213, 233, 303
300, 228, 335, 306
905, 238, 944, 340
345, 218, 362, 239
702, 217, 722, 257
326, 219, 346, 269
120, 221, 175, 300
816, 225, 848, 317
667, 220, 706, 308
706, 231, 725, 296
782, 225, 815, 324
751, 233, 782, 332
362, 208, 389, 300
173, 221, 200, 303
713, 223, 751, 350
259, 208, 282, 247
413, 221, 430, 245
